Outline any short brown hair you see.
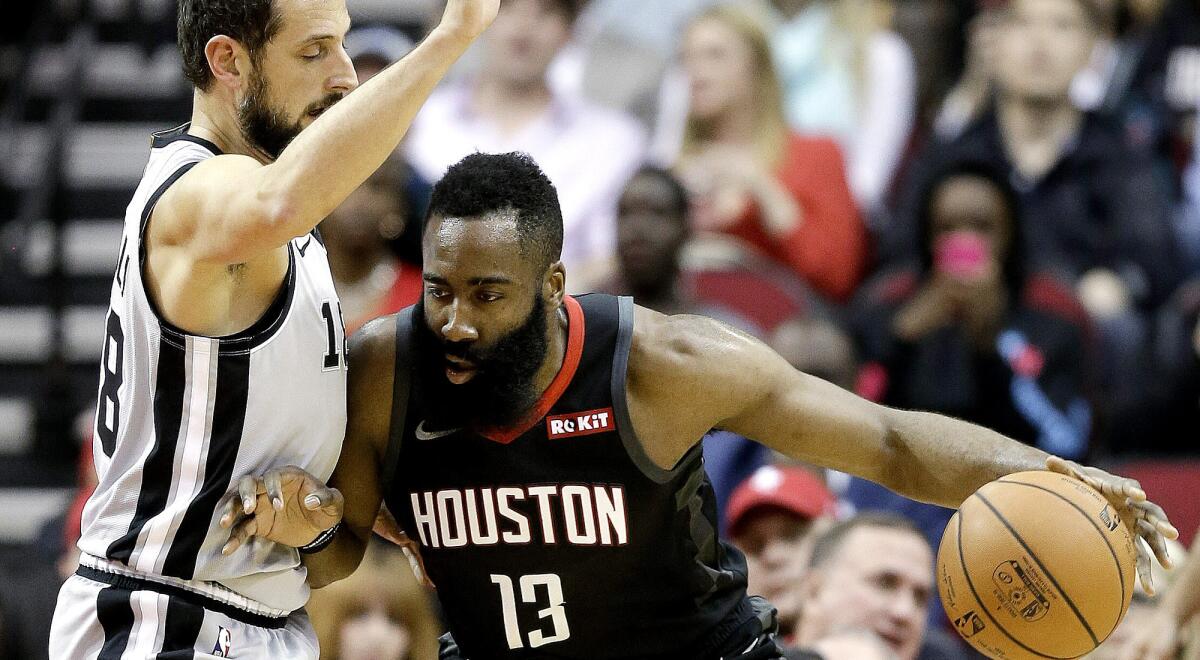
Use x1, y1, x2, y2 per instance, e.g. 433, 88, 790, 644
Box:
177, 0, 283, 90
807, 512, 927, 569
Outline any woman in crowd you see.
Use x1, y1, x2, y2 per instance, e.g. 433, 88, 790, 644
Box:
852, 159, 1094, 459
675, 5, 869, 304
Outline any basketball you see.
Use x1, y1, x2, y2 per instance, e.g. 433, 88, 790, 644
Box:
937, 470, 1139, 659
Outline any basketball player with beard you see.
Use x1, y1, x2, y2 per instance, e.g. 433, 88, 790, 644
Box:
220, 153, 1178, 659
48, 1, 499, 658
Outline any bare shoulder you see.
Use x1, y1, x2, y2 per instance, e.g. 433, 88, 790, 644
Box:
348, 314, 399, 381
628, 305, 780, 422
152, 154, 264, 240
629, 305, 768, 380
345, 313, 402, 458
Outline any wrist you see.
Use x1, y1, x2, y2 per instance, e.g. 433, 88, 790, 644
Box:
428, 23, 482, 51
298, 521, 343, 555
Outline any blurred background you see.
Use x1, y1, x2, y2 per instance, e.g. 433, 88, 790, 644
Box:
0, 0, 1198, 658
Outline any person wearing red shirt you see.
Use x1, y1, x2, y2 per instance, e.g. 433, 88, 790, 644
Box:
675, 5, 868, 303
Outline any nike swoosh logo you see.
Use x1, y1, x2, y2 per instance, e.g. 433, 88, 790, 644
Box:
414, 420, 463, 441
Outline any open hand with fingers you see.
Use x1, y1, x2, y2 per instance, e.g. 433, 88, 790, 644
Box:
218, 466, 344, 555
1046, 456, 1179, 595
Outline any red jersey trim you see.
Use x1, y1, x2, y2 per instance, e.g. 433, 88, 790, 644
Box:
479, 296, 586, 445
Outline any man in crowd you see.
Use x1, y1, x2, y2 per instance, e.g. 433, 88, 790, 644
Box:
726, 465, 838, 641
404, 0, 646, 289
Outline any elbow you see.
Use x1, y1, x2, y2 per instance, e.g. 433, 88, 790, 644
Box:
262, 195, 303, 236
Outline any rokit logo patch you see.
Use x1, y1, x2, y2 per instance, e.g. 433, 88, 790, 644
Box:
546, 408, 615, 439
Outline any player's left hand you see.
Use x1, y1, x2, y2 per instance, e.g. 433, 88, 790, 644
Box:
1046, 456, 1179, 595
218, 465, 343, 555
374, 504, 435, 588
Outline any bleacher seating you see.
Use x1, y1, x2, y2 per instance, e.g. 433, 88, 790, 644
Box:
0, 0, 428, 545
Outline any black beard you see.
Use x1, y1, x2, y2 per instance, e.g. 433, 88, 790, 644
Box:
414, 294, 550, 431
237, 71, 342, 160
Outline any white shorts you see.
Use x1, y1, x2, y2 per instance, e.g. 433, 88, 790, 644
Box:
49, 570, 318, 659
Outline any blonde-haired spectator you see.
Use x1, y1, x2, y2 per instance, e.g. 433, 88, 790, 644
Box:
675, 5, 869, 303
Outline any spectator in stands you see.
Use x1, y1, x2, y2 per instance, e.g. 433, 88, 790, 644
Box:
726, 464, 838, 642
896, 0, 1180, 313
789, 513, 935, 660
1107, 0, 1200, 166
321, 153, 424, 335
768, 0, 918, 214
784, 512, 968, 659
346, 25, 415, 83
404, 0, 646, 290
307, 540, 441, 660
344, 25, 433, 274
602, 166, 694, 316
675, 5, 868, 304
858, 160, 1092, 459
933, 4, 1003, 141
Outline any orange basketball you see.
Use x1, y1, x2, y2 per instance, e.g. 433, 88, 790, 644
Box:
937, 470, 1139, 659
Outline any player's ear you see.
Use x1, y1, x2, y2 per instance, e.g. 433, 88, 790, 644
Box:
206, 35, 251, 91
544, 261, 566, 307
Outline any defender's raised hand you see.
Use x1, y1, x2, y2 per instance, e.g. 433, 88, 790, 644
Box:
438, 0, 501, 42
1046, 456, 1179, 595
219, 466, 343, 555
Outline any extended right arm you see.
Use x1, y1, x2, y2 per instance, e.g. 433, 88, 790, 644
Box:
159, 0, 498, 264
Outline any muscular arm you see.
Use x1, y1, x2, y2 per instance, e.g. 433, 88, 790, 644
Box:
302, 316, 396, 588
626, 307, 1046, 508
156, 3, 495, 265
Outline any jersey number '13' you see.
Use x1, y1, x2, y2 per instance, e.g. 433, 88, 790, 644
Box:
491, 573, 571, 650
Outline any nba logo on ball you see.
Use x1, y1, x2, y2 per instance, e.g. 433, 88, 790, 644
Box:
212, 627, 232, 657
937, 471, 1138, 659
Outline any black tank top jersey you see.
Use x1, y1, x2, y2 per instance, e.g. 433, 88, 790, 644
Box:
383, 294, 756, 659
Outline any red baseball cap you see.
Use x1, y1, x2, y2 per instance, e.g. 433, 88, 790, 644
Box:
726, 465, 837, 536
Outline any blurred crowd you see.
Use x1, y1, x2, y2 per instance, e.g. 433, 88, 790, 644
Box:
3, 0, 1200, 658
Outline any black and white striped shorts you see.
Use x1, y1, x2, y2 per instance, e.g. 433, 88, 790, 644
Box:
48, 567, 318, 659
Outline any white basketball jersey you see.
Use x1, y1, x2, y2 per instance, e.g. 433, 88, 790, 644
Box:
77, 124, 348, 613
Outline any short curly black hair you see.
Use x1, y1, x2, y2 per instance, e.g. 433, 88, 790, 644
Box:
177, 0, 283, 91
426, 152, 564, 272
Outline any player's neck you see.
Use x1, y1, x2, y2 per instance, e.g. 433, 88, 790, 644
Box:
530, 304, 570, 403
188, 91, 274, 164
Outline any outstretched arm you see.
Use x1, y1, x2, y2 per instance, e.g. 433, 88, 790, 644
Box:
157, 0, 499, 265
218, 315, 397, 588
626, 307, 1177, 588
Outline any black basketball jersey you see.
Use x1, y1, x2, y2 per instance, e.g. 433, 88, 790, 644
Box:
383, 294, 757, 659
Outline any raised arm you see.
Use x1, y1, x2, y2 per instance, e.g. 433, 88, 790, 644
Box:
218, 315, 398, 587
158, 0, 499, 265
625, 306, 1177, 588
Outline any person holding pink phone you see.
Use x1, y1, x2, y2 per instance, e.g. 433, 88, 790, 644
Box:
852, 160, 1094, 460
